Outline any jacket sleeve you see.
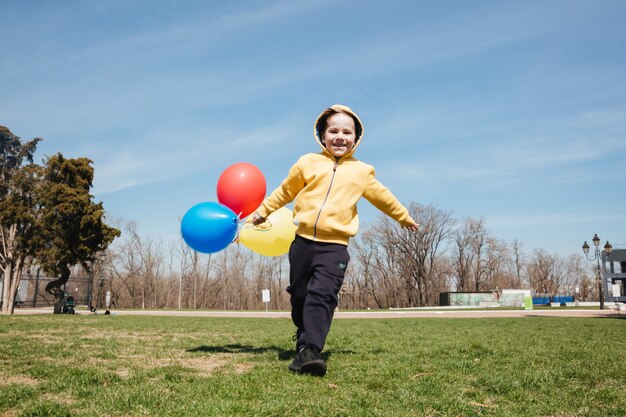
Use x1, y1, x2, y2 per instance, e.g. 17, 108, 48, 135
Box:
256, 157, 305, 218
362, 168, 417, 227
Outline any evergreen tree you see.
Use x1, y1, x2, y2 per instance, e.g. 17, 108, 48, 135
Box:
38, 154, 120, 313
0, 126, 41, 314
1, 126, 120, 314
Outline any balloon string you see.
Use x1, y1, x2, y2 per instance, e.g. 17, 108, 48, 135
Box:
231, 218, 273, 246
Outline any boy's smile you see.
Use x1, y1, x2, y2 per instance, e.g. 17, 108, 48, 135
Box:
323, 113, 356, 158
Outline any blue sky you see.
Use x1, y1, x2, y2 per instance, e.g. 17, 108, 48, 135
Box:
2, 0, 625, 256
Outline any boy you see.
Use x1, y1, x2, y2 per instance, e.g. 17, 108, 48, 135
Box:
252, 104, 419, 376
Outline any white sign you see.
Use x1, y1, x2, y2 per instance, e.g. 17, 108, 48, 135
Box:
612, 284, 621, 298
262, 289, 270, 303
105, 291, 111, 308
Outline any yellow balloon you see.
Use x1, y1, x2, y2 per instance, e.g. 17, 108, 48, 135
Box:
239, 207, 296, 256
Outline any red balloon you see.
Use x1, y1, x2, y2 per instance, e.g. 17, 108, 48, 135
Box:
217, 162, 266, 219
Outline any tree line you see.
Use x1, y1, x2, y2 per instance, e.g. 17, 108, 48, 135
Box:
96, 205, 597, 311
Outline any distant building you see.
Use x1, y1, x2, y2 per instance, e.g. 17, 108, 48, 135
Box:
439, 292, 497, 307
499, 289, 531, 307
603, 249, 626, 303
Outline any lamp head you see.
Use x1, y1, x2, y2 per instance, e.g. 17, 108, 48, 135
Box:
592, 234, 600, 247
604, 241, 612, 254
582, 241, 590, 254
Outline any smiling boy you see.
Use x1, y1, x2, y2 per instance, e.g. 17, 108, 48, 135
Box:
252, 104, 419, 376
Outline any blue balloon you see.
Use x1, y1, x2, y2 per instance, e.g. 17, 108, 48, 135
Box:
181, 202, 238, 254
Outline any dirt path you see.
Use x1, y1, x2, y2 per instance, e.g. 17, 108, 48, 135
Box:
13, 307, 623, 319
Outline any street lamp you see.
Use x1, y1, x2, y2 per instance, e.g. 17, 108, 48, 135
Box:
582, 234, 613, 309
98, 274, 105, 310
88, 252, 107, 313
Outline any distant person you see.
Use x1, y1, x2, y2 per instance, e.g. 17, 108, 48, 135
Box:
252, 104, 419, 376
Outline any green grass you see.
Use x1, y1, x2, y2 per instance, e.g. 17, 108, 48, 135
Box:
0, 315, 624, 416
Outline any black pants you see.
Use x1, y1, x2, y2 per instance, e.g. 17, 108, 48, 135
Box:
287, 235, 350, 352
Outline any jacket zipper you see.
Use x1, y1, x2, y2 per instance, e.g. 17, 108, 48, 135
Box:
313, 159, 339, 240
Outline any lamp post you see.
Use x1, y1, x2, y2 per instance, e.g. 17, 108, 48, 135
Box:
98, 274, 105, 310
89, 252, 107, 312
582, 234, 613, 309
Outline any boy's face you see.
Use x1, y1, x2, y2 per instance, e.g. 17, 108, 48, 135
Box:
323, 113, 356, 157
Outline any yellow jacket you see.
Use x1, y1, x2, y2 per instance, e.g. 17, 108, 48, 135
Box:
256, 104, 416, 245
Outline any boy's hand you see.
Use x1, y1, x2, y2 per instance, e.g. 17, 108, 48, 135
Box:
404, 223, 420, 232
251, 212, 266, 226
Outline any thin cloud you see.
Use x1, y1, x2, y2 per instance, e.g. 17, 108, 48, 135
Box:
487, 210, 626, 229
0, 0, 328, 78
92, 123, 295, 195
207, 0, 601, 92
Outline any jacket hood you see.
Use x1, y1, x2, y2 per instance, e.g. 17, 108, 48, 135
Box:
314, 104, 364, 158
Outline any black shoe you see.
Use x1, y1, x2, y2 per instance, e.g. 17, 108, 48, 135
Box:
289, 346, 326, 377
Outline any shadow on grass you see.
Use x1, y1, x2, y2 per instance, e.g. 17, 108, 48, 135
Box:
598, 314, 626, 320
525, 313, 626, 320
187, 344, 354, 362
187, 344, 294, 362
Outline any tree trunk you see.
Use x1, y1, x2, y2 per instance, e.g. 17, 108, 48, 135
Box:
7, 265, 20, 314
2, 224, 20, 315
1, 257, 24, 315
45, 267, 70, 314
1, 267, 10, 314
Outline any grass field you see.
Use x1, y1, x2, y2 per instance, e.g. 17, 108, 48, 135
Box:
0, 314, 624, 416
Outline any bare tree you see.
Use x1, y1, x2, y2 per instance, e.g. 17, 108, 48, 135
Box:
126, 226, 165, 309
382, 203, 454, 306
482, 237, 510, 291
565, 254, 591, 299
352, 228, 404, 308
110, 222, 142, 308
211, 245, 253, 310
527, 249, 567, 295
511, 239, 526, 288
451, 217, 488, 292
177, 237, 194, 309
351, 229, 379, 308
350, 203, 454, 308
246, 251, 289, 310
